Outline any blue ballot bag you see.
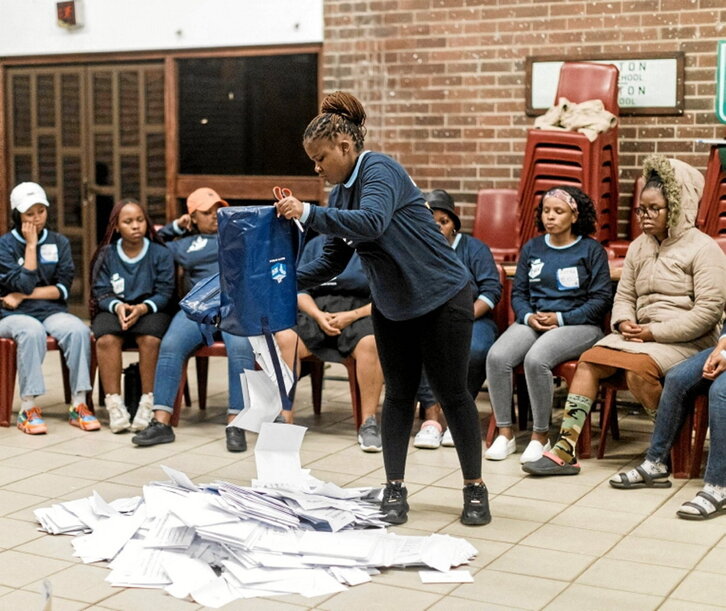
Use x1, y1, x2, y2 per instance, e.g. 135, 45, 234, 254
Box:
217, 205, 302, 337
179, 273, 222, 346
216, 205, 304, 411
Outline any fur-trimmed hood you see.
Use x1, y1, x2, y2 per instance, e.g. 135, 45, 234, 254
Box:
641, 154, 704, 239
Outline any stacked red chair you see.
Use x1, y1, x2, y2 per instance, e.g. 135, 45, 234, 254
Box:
517, 62, 620, 248
697, 145, 726, 237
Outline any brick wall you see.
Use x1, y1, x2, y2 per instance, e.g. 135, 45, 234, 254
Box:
322, 0, 726, 235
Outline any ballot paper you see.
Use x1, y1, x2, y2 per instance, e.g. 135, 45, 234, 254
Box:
230, 370, 285, 432
34, 425, 478, 602
248, 335, 294, 394
254, 422, 307, 485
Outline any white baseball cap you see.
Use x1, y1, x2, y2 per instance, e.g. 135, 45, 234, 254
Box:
10, 182, 50, 213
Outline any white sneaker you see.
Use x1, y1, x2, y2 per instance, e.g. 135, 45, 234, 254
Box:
441, 427, 455, 447
520, 439, 552, 464
484, 435, 516, 460
414, 420, 443, 449
106, 394, 131, 433
131, 392, 154, 432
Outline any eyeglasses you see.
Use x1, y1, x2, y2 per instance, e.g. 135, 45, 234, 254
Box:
634, 206, 667, 219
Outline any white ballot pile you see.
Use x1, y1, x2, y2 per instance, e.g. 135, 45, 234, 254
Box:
34, 423, 478, 607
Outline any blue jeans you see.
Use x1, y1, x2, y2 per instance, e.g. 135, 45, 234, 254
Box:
647, 348, 726, 487
153, 311, 255, 415
417, 315, 498, 407
0, 312, 91, 401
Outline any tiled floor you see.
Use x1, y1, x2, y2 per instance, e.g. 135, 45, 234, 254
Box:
0, 356, 723, 610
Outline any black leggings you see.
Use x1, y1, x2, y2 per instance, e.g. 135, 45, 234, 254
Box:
372, 286, 482, 481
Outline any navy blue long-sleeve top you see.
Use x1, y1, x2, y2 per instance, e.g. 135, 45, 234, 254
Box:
157, 222, 219, 292
452, 233, 501, 312
512, 234, 612, 327
297, 151, 469, 321
92, 238, 175, 315
298, 235, 370, 299
0, 228, 73, 321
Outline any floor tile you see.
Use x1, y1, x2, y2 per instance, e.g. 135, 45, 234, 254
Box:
544, 583, 662, 611
0, 588, 87, 610
549, 504, 645, 534
606, 535, 708, 569
0, 549, 71, 588
490, 494, 568, 523
521, 523, 621, 556
96, 587, 202, 609
576, 557, 687, 596
487, 544, 596, 581
317, 581, 442, 610
451, 569, 567, 610
670, 570, 726, 606
504, 476, 592, 504
28, 563, 118, 603
442, 515, 542, 544
695, 545, 726, 575
0, 489, 50, 517
630, 515, 726, 546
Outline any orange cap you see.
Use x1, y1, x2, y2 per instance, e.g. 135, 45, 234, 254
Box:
186, 188, 228, 214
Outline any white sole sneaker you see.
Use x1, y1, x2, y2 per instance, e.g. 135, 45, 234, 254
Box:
413, 421, 443, 449
484, 435, 516, 460
520, 440, 552, 464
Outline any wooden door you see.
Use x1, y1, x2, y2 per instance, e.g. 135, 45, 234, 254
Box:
5, 62, 165, 310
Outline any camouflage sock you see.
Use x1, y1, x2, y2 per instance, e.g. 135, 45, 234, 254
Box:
551, 393, 593, 463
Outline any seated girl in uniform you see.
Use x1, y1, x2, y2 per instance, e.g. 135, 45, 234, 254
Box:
0, 182, 96, 434
485, 186, 612, 464
90, 198, 175, 433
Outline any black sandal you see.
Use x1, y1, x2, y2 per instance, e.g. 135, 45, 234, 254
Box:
610, 465, 672, 489
677, 490, 726, 521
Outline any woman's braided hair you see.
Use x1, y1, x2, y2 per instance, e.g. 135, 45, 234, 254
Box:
303, 91, 367, 151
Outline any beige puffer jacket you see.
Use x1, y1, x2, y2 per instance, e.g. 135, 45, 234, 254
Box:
595, 155, 726, 373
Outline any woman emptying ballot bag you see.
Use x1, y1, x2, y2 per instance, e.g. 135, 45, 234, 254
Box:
275, 91, 490, 526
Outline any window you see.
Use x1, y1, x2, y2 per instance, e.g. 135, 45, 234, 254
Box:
178, 54, 318, 176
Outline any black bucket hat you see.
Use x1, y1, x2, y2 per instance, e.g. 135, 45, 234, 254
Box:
424, 189, 460, 231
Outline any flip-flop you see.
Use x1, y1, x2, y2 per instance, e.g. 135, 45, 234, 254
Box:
610, 465, 672, 489
677, 490, 726, 521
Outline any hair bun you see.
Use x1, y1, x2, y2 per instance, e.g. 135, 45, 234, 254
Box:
320, 91, 366, 127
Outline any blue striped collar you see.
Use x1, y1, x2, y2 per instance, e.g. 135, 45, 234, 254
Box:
11, 228, 48, 244
343, 150, 370, 189
116, 237, 149, 263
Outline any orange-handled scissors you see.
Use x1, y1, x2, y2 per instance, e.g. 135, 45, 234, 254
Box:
273, 186, 293, 201
273, 186, 304, 232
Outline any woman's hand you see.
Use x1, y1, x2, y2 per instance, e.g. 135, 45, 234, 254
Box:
0, 293, 25, 310
703, 346, 726, 380
528, 312, 557, 332
21, 220, 38, 245
329, 310, 357, 331
314, 311, 341, 336
176, 214, 193, 231
619, 321, 654, 342
275, 195, 304, 220
116, 303, 148, 331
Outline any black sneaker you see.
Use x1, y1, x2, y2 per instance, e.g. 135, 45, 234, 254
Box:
380, 481, 409, 524
131, 418, 175, 447
225, 426, 247, 453
461, 482, 491, 526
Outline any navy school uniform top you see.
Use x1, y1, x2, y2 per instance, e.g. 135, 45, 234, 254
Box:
0, 228, 74, 321
297, 235, 370, 299
297, 151, 469, 321
92, 238, 175, 315
157, 221, 219, 292
512, 234, 613, 327
452, 232, 502, 312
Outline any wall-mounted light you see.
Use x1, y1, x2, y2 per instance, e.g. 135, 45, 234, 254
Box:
56, 1, 83, 29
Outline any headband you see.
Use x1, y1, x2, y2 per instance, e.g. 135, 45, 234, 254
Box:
545, 188, 578, 214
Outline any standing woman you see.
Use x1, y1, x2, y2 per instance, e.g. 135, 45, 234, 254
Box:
90, 199, 175, 434
0, 182, 96, 434
485, 187, 612, 463
275, 91, 490, 526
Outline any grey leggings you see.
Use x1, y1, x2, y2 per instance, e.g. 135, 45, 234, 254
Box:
485, 323, 604, 433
